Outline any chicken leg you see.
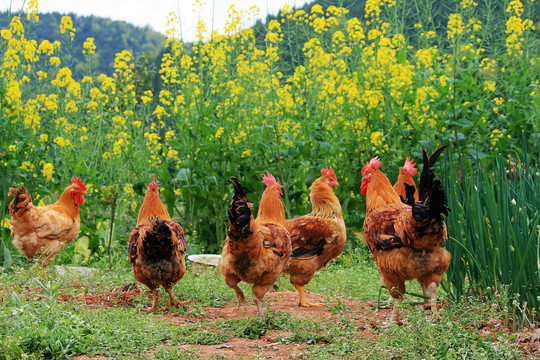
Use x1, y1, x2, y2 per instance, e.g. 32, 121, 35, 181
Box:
252, 284, 273, 315
224, 274, 247, 306
294, 284, 324, 307
143, 288, 159, 312
427, 282, 439, 318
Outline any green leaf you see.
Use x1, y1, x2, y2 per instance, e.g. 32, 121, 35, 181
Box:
3, 245, 12, 267
176, 168, 192, 182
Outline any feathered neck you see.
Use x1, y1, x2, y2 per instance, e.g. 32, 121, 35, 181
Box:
52, 184, 80, 219
137, 189, 171, 224
256, 184, 286, 226
365, 170, 401, 214
309, 178, 342, 218
398, 171, 417, 187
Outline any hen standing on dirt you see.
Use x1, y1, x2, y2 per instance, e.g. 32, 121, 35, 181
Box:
219, 173, 291, 314
361, 146, 451, 323
282, 167, 347, 307
8, 177, 87, 266
128, 175, 189, 311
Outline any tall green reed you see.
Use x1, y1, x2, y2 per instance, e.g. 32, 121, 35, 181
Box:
443, 140, 540, 326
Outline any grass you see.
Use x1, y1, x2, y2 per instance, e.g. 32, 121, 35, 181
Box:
0, 251, 536, 359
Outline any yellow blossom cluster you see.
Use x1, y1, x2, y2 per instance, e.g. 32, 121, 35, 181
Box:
505, 0, 535, 56
60, 16, 76, 41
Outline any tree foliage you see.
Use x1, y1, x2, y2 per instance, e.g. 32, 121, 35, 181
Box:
0, 11, 165, 77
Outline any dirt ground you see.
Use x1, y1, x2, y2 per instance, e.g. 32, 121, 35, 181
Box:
59, 286, 539, 360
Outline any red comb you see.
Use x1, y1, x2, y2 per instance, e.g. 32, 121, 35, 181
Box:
321, 167, 336, 179
71, 177, 86, 191
369, 157, 382, 170
263, 171, 278, 187
149, 174, 159, 190
362, 157, 382, 177
403, 156, 417, 176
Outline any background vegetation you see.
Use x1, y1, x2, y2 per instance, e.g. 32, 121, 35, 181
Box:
0, 11, 165, 76
0, 0, 539, 324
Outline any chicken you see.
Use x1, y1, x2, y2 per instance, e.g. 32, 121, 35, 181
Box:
393, 156, 419, 203
219, 172, 291, 314
8, 177, 87, 266
128, 175, 189, 312
360, 146, 450, 323
282, 167, 346, 307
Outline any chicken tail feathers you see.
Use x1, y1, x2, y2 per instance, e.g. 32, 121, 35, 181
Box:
8, 186, 33, 218
228, 177, 253, 238
418, 146, 449, 218
401, 183, 416, 206
291, 246, 324, 259
143, 218, 179, 260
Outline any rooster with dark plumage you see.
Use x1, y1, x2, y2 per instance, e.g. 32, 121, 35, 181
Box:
128, 175, 189, 312
219, 172, 291, 314
361, 146, 450, 323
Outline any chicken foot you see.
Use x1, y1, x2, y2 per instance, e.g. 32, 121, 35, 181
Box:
294, 284, 324, 307
164, 286, 190, 309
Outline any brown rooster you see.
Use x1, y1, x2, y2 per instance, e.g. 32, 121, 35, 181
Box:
128, 175, 189, 311
360, 146, 450, 323
219, 172, 291, 314
8, 177, 87, 266
393, 156, 419, 203
282, 167, 346, 307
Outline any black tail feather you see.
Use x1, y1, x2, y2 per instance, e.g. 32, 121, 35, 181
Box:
417, 145, 449, 219
228, 177, 253, 238
143, 219, 174, 260
401, 183, 416, 206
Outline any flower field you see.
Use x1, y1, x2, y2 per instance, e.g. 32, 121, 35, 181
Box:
1, 0, 539, 323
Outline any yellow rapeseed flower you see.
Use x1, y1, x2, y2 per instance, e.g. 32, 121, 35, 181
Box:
83, 37, 96, 55
167, 148, 178, 159
36, 71, 47, 80
165, 130, 175, 141
60, 16, 76, 41
10, 17, 24, 36
50, 56, 61, 66
25, 0, 39, 22
215, 127, 225, 139
1, 29, 12, 40
369, 131, 386, 151
54, 136, 66, 147
21, 161, 33, 172
124, 183, 135, 196
447, 14, 464, 40
490, 129, 504, 146
42, 163, 54, 181
483, 80, 496, 92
